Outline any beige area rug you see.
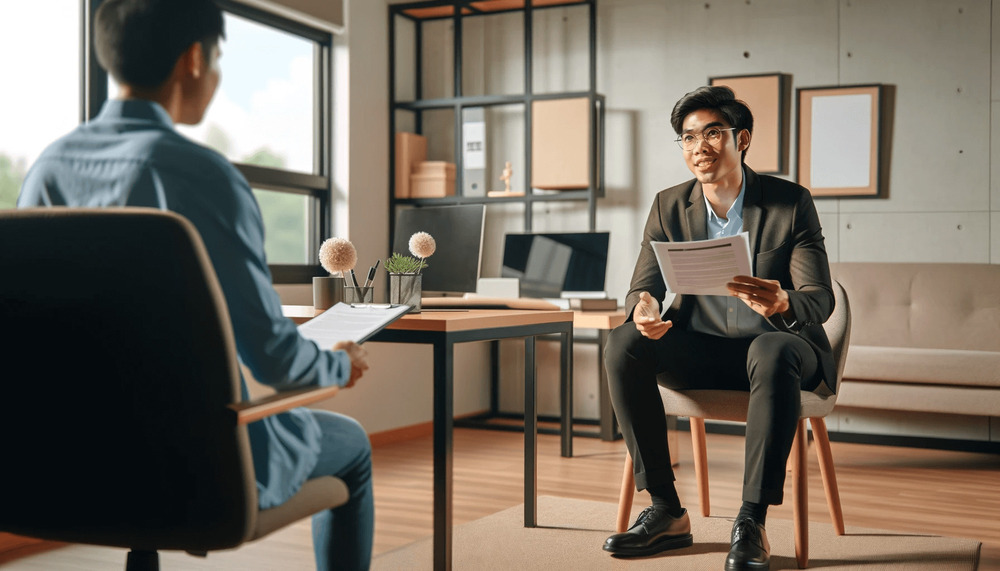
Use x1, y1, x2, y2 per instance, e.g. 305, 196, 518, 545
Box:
374, 496, 981, 571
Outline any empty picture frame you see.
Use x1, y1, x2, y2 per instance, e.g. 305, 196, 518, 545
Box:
710, 73, 791, 174
797, 84, 885, 198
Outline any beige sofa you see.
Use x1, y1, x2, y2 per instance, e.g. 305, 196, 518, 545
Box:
829, 262, 1000, 418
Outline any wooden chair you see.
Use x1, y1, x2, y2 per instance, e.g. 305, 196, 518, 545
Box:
0, 208, 348, 570
615, 280, 851, 569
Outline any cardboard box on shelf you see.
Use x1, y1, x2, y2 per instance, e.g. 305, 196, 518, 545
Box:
410, 161, 456, 198
531, 97, 591, 190
395, 132, 427, 198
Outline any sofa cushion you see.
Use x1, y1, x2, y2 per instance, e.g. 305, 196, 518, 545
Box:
836, 380, 1000, 416
843, 345, 1000, 388
831, 262, 1000, 352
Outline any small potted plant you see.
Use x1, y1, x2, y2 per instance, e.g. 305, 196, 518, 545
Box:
314, 237, 357, 309
386, 231, 435, 312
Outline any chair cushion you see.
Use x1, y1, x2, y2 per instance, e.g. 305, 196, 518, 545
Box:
252, 476, 349, 540
843, 346, 1000, 388
658, 388, 837, 421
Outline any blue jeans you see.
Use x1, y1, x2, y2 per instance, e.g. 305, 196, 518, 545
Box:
307, 410, 374, 571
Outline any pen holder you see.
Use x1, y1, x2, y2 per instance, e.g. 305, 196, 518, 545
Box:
313, 276, 345, 309
345, 285, 374, 305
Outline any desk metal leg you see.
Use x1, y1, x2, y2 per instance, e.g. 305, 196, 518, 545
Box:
433, 340, 453, 571
523, 336, 537, 528
560, 329, 573, 457
597, 329, 620, 441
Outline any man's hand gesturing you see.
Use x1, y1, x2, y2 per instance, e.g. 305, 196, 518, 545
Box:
633, 291, 672, 340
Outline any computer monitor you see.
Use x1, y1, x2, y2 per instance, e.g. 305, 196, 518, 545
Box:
392, 204, 486, 296
500, 231, 610, 298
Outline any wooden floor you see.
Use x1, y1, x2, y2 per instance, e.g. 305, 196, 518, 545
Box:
2, 426, 998, 569
372, 425, 1000, 567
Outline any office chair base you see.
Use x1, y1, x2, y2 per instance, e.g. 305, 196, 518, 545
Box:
125, 549, 159, 571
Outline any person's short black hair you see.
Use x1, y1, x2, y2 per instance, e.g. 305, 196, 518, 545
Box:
95, 0, 225, 89
670, 85, 753, 161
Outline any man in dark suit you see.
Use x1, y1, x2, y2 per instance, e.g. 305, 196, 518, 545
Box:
601, 86, 835, 571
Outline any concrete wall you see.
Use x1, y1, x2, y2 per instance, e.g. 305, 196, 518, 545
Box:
300, 0, 1000, 439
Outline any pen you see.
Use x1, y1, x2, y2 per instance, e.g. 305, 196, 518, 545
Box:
349, 269, 360, 289
363, 259, 380, 288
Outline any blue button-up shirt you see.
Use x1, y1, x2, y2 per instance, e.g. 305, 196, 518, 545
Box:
687, 169, 773, 338
18, 99, 351, 509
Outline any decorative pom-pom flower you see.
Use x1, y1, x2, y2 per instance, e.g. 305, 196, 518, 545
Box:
408, 231, 436, 259
318, 237, 357, 275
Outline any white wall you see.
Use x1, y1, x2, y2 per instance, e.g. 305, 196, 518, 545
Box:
304, 0, 1000, 436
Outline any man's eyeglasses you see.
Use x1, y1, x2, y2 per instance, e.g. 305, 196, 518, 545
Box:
675, 127, 736, 151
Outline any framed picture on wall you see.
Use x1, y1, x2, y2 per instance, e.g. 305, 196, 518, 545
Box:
797, 84, 886, 198
709, 73, 791, 174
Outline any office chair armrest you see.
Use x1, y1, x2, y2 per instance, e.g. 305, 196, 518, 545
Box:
228, 385, 340, 425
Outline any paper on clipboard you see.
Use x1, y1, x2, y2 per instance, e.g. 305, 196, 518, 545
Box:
297, 302, 410, 348
651, 233, 753, 296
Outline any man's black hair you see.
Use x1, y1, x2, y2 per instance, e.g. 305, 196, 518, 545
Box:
670, 85, 754, 161
95, 0, 225, 89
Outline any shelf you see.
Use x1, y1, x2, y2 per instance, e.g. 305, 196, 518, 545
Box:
389, 0, 604, 237
393, 91, 599, 111
397, 0, 590, 20
393, 189, 592, 207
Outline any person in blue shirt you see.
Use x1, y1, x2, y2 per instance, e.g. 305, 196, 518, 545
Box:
18, 0, 373, 569
601, 86, 835, 571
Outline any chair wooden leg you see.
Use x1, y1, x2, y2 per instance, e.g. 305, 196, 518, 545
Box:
792, 418, 809, 569
690, 417, 710, 517
810, 417, 845, 535
616, 452, 636, 532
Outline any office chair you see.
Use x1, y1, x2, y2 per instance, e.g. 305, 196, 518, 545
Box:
615, 280, 851, 569
0, 208, 348, 570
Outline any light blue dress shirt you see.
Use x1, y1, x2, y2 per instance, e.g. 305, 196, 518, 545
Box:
18, 99, 352, 509
687, 169, 773, 338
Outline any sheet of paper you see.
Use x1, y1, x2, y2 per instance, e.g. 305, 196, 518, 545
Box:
651, 233, 753, 296
297, 302, 410, 348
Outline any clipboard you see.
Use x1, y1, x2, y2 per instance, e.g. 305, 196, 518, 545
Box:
297, 302, 411, 347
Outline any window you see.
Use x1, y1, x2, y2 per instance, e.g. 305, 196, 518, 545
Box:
0, 0, 82, 209
175, 7, 331, 271
5, 3, 332, 280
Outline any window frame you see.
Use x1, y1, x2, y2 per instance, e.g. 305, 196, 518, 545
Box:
83, 0, 332, 284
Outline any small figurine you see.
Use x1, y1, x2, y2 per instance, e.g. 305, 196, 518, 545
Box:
499, 161, 513, 193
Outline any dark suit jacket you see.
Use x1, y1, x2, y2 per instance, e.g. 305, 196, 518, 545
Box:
624, 167, 837, 395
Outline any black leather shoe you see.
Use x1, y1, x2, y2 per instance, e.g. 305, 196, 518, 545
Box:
725, 517, 770, 570
603, 506, 693, 557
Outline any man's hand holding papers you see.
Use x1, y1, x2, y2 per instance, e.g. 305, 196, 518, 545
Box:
641, 232, 794, 328
727, 275, 791, 319
298, 302, 410, 388
333, 340, 369, 388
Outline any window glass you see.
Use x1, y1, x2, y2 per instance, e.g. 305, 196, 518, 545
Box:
254, 189, 310, 264
0, 0, 81, 208
109, 12, 316, 174
181, 12, 315, 174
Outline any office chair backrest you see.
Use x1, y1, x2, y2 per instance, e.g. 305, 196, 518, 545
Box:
0, 208, 256, 552
823, 280, 852, 393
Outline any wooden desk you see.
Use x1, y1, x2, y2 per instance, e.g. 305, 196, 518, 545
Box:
284, 306, 574, 571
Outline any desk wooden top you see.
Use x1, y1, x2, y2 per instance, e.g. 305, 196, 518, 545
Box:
572, 309, 627, 330
283, 305, 575, 333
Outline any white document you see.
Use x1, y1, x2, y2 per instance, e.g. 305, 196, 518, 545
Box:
297, 302, 410, 348
651, 233, 753, 296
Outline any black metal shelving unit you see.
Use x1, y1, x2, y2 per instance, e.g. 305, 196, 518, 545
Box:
388, 0, 605, 245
